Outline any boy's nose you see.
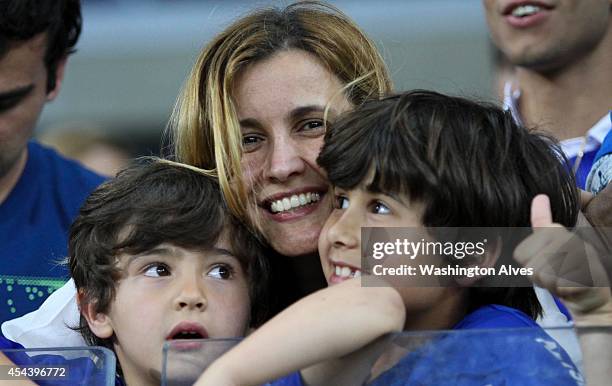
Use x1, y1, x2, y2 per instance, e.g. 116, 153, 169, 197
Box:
174, 274, 207, 311
327, 210, 360, 249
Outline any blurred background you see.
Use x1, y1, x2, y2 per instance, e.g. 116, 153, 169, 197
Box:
36, 0, 501, 176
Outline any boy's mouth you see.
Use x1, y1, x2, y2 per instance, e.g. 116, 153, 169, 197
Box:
166, 322, 208, 340
329, 262, 361, 284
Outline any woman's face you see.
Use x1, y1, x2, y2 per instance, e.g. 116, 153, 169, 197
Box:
234, 49, 351, 257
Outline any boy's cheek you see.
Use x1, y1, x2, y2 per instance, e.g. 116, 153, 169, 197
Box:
206, 285, 251, 338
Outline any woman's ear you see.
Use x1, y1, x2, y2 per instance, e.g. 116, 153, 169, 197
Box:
454, 236, 501, 287
77, 290, 114, 339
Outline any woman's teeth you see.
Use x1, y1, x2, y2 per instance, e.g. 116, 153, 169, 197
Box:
270, 192, 320, 213
511, 5, 542, 17
334, 265, 361, 278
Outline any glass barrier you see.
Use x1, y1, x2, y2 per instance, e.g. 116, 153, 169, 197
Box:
161, 326, 612, 386
0, 346, 116, 385
366, 326, 585, 386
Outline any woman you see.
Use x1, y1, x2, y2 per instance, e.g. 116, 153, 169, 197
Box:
169, 0, 392, 309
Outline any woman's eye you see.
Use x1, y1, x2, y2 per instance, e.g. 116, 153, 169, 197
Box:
242, 134, 264, 151
208, 265, 233, 280
334, 195, 349, 209
372, 202, 390, 214
143, 264, 170, 277
299, 120, 325, 135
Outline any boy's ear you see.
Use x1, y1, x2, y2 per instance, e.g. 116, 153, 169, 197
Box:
78, 290, 114, 339
454, 236, 501, 287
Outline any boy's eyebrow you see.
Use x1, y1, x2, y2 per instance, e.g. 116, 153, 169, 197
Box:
126, 246, 237, 264
365, 184, 410, 206
210, 247, 235, 257
126, 247, 176, 264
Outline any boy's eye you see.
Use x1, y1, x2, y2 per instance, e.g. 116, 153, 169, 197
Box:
143, 264, 171, 277
208, 264, 233, 280
372, 201, 390, 215
334, 195, 349, 209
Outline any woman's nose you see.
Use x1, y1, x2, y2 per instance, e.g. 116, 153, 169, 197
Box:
263, 135, 306, 183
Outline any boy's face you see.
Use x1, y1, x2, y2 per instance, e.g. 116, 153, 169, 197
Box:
84, 237, 251, 385
319, 184, 458, 328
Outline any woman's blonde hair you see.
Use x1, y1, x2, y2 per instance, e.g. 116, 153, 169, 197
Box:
169, 0, 392, 222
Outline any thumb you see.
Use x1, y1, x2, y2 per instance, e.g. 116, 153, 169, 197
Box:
531, 194, 554, 228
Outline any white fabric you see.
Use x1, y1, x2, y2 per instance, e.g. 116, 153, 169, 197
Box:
1, 279, 85, 347
535, 287, 583, 372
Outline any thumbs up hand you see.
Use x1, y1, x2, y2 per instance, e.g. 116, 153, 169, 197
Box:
514, 195, 612, 325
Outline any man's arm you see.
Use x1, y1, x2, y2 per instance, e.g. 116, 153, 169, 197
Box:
0, 352, 37, 386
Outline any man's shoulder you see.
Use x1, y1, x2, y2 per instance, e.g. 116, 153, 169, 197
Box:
28, 141, 106, 188
26, 140, 106, 220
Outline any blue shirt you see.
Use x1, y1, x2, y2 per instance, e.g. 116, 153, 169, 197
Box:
271, 305, 583, 386
0, 141, 104, 325
586, 113, 612, 193
594, 116, 612, 162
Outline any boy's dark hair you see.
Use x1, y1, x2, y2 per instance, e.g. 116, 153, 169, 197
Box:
0, 0, 81, 92
69, 159, 269, 350
318, 90, 580, 319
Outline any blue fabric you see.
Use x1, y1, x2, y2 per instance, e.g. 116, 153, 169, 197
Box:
564, 111, 612, 189
0, 141, 104, 326
568, 150, 597, 189
267, 371, 303, 386
594, 113, 612, 163
0, 335, 24, 349
453, 304, 541, 329
553, 296, 573, 322
368, 305, 582, 386
586, 113, 612, 193
269, 305, 582, 386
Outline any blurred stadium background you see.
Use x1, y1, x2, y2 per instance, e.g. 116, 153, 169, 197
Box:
36, 0, 498, 168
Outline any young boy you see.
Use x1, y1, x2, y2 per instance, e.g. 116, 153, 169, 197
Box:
69, 159, 268, 385
197, 91, 589, 386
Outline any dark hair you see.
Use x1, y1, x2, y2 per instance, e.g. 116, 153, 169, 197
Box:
0, 0, 82, 92
69, 159, 269, 351
318, 90, 580, 319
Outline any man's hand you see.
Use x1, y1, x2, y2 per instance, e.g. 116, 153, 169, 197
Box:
514, 195, 612, 325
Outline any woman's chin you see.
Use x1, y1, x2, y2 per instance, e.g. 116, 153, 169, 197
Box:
264, 226, 321, 257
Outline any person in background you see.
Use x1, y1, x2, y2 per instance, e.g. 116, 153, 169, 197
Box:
482, 0, 611, 189
0, 0, 104, 326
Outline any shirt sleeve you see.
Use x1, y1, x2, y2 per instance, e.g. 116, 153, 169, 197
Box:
265, 371, 304, 386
